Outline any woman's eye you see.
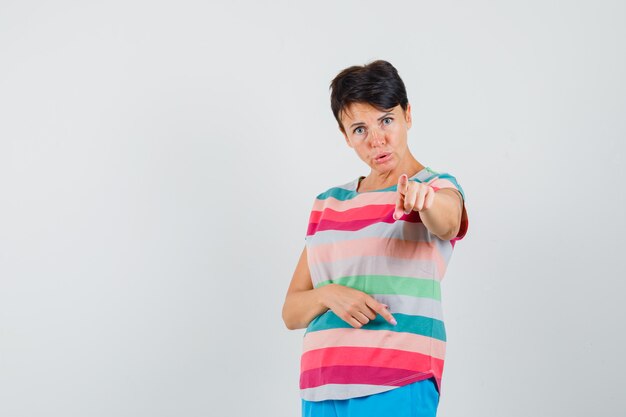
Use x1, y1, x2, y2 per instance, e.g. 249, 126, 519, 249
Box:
354, 127, 365, 135
383, 117, 393, 125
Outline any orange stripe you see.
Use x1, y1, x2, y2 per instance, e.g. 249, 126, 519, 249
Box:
302, 328, 446, 359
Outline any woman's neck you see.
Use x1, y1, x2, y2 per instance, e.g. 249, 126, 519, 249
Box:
360, 159, 424, 191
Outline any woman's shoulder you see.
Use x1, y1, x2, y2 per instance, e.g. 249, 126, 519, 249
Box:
422, 167, 466, 201
419, 166, 462, 182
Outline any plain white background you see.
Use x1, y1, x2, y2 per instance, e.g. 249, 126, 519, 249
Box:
1, 1, 625, 416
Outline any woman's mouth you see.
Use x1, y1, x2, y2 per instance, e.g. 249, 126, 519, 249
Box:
374, 153, 392, 164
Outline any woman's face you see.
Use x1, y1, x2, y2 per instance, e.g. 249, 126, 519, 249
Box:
340, 102, 412, 174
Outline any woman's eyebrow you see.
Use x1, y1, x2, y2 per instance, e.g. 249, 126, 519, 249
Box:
349, 112, 394, 128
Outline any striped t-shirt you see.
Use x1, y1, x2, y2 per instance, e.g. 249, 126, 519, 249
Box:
300, 166, 469, 402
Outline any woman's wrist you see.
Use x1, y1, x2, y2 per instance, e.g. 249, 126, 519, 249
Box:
315, 284, 334, 311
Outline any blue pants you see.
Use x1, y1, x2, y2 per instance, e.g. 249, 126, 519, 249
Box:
301, 377, 440, 417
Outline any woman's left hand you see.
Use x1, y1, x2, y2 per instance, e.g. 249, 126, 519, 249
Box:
392, 173, 436, 220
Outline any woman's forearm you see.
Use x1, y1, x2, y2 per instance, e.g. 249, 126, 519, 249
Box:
282, 285, 331, 330
420, 189, 462, 240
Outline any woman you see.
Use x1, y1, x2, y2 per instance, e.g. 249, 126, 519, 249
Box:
282, 60, 469, 417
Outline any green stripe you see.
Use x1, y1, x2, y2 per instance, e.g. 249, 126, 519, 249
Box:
316, 275, 441, 301
305, 310, 446, 341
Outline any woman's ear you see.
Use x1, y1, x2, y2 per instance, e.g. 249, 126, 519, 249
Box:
405, 103, 412, 129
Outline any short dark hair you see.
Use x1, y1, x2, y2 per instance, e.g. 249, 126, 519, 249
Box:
329, 60, 409, 133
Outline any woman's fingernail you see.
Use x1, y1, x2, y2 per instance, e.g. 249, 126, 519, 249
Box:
391, 318, 397, 325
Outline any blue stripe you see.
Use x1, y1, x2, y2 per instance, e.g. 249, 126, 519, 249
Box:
304, 310, 446, 342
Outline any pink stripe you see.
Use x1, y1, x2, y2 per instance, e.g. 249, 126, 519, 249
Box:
300, 346, 442, 373
307, 210, 323, 224
302, 328, 446, 360
300, 365, 436, 389
308, 215, 394, 235
315, 205, 393, 223
307, 236, 447, 274
307, 208, 422, 236
311, 192, 396, 212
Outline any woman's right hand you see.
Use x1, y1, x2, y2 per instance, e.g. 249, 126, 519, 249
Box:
318, 283, 398, 328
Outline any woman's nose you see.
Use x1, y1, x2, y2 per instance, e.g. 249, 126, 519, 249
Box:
370, 128, 385, 145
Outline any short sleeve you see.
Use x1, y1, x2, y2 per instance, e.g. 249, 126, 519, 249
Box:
304, 196, 320, 242
426, 172, 469, 242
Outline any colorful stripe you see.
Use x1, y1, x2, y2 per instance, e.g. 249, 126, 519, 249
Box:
302, 328, 446, 359
305, 311, 446, 341
316, 275, 442, 300
301, 365, 439, 388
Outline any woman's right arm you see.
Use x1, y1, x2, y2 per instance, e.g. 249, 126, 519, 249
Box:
282, 246, 397, 330
281, 246, 329, 330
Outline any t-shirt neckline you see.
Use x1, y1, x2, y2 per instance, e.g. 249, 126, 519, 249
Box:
355, 166, 431, 194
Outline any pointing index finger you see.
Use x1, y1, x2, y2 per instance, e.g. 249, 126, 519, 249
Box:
366, 296, 398, 326
381, 304, 397, 326
397, 173, 408, 195
368, 299, 397, 326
